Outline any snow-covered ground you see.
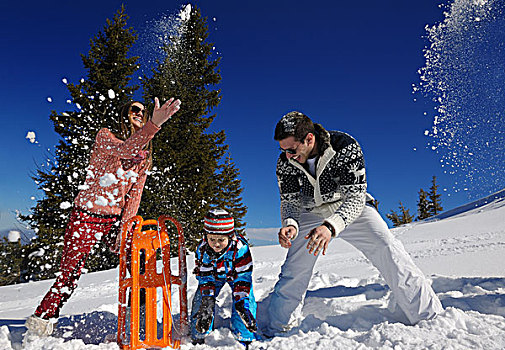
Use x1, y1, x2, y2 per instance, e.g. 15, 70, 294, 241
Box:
1, 190, 505, 349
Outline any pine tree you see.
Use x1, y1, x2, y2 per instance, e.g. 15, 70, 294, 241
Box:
213, 155, 247, 234
387, 201, 414, 227
140, 5, 247, 252
428, 176, 443, 216
386, 210, 401, 227
0, 237, 23, 286
19, 6, 139, 282
416, 188, 431, 220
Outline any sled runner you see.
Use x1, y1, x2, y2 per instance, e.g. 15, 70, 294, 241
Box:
117, 216, 188, 349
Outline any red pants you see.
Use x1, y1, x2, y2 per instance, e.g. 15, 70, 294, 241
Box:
35, 209, 119, 319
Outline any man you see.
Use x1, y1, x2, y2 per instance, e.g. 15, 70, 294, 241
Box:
262, 111, 443, 337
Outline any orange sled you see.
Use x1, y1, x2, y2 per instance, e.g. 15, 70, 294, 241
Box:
117, 216, 188, 349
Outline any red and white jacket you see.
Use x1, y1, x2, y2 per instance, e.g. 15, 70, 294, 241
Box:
74, 120, 160, 231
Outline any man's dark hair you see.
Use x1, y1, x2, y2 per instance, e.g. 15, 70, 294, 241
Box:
274, 111, 316, 141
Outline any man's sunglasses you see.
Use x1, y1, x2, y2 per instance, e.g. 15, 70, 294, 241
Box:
279, 146, 298, 155
279, 135, 307, 154
130, 105, 144, 114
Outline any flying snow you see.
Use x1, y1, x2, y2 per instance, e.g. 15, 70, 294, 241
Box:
94, 196, 108, 207
416, 0, 505, 198
59, 201, 72, 210
99, 173, 118, 187
179, 4, 192, 22
25, 131, 37, 144
7, 230, 20, 242
133, 4, 192, 74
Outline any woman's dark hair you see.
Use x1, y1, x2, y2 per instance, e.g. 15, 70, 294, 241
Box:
118, 101, 153, 170
274, 111, 316, 142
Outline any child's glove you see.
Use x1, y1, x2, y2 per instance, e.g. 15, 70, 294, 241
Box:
195, 296, 215, 333
235, 299, 257, 332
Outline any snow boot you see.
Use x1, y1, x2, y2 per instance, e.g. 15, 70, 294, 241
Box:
24, 314, 54, 337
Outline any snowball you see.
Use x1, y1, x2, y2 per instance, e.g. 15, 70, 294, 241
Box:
47, 97, 52, 103
8, 231, 20, 242
60, 201, 72, 209
62, 78, 68, 84
25, 131, 37, 144
99, 173, 118, 187
108, 89, 116, 99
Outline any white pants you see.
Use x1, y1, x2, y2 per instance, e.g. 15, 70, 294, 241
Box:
264, 205, 443, 335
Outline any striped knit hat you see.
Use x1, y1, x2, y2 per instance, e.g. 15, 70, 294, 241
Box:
203, 208, 235, 236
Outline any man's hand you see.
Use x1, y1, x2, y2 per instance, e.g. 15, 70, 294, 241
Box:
278, 226, 297, 249
151, 97, 181, 127
305, 225, 332, 256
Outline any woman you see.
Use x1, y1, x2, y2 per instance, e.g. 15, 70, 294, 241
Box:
24, 97, 181, 337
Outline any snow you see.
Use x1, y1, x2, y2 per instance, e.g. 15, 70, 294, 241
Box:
179, 4, 192, 22
1, 191, 504, 349
94, 196, 108, 207
99, 173, 118, 188
25, 131, 37, 144
7, 230, 20, 242
417, 0, 505, 198
60, 202, 72, 210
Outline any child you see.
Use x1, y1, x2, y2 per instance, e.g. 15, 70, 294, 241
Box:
191, 209, 258, 347
24, 97, 181, 338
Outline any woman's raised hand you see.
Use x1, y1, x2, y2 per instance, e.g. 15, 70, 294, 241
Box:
151, 97, 181, 127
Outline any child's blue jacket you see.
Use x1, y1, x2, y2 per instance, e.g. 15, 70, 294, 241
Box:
193, 233, 253, 302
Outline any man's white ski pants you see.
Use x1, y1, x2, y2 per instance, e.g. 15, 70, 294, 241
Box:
265, 205, 443, 335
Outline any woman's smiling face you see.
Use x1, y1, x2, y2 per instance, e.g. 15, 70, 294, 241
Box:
129, 103, 145, 131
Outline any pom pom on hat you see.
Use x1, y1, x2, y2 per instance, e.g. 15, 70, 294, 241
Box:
204, 208, 234, 235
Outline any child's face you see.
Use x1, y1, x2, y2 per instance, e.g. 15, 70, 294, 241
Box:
207, 234, 229, 253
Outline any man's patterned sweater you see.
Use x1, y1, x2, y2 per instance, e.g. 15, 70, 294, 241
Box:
276, 123, 367, 237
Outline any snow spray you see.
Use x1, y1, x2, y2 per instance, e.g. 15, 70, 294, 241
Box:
416, 0, 505, 199
133, 4, 192, 77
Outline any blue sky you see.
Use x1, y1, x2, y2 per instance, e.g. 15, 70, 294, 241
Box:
2, 0, 473, 235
